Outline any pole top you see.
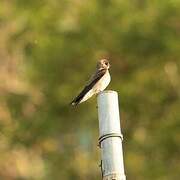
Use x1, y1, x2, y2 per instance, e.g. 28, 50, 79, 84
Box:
98, 90, 118, 95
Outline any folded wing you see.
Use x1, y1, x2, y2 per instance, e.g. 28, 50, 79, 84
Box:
70, 69, 106, 106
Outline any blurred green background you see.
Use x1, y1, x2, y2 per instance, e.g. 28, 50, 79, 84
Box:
0, 0, 180, 179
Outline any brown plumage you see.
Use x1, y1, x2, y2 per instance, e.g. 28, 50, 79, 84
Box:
70, 59, 111, 106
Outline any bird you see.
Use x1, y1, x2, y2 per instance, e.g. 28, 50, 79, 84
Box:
70, 59, 111, 106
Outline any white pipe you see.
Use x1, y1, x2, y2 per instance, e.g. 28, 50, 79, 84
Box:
97, 90, 126, 180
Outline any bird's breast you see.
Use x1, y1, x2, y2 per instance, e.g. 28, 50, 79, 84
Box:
94, 70, 111, 92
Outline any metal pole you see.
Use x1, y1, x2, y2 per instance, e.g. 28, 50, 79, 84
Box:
97, 90, 126, 180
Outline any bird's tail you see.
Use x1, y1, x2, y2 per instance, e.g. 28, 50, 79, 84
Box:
70, 91, 85, 106
70, 95, 83, 106
70, 86, 91, 106
70, 98, 79, 106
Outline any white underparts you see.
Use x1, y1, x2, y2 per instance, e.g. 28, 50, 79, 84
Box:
80, 70, 111, 103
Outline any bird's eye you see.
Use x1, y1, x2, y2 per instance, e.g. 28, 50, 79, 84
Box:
105, 62, 108, 65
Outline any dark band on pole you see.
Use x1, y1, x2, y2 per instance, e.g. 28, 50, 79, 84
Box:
98, 133, 123, 147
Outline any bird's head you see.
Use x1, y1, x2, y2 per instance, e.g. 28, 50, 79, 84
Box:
97, 59, 110, 70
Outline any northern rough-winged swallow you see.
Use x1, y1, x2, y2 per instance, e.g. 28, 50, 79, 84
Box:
70, 59, 111, 106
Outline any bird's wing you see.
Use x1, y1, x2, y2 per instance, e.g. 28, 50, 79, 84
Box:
70, 68, 106, 105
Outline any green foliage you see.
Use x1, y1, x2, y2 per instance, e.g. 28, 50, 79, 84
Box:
0, 0, 180, 179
